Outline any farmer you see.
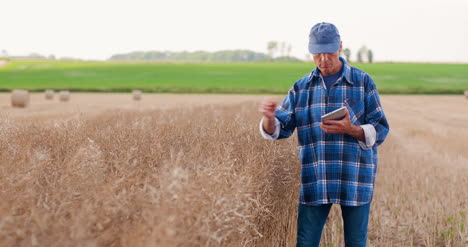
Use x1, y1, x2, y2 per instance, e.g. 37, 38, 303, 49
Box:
259, 22, 389, 247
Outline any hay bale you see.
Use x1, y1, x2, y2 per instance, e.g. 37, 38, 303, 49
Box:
11, 90, 30, 108
59, 90, 70, 102
465, 91, 468, 99
133, 90, 142, 101
45, 89, 54, 100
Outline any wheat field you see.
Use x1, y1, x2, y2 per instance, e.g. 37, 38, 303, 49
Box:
0, 94, 467, 247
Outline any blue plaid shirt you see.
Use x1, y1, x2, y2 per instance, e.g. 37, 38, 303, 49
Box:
266, 57, 389, 206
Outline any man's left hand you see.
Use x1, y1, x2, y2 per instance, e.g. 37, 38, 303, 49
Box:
320, 108, 354, 134
320, 108, 365, 142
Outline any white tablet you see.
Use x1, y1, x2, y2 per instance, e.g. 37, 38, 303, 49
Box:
321, 107, 347, 122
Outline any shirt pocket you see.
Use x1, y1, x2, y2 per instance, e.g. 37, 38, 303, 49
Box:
344, 97, 365, 125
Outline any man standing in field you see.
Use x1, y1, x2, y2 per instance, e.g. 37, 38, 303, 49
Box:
259, 22, 389, 247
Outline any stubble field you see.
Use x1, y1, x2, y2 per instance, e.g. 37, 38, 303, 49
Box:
0, 93, 467, 247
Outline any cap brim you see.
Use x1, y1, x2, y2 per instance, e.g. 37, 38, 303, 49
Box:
309, 42, 340, 54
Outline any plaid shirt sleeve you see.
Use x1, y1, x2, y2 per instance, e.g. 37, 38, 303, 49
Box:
275, 88, 297, 140
364, 76, 389, 147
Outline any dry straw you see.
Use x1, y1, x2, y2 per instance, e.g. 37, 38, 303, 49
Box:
133, 90, 142, 101
45, 89, 54, 100
11, 89, 30, 108
0, 97, 466, 247
59, 90, 70, 102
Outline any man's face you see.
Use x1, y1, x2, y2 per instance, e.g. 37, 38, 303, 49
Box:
312, 42, 343, 76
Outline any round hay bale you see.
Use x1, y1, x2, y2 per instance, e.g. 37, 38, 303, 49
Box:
133, 90, 142, 101
59, 90, 70, 102
45, 89, 54, 100
465, 90, 468, 99
11, 90, 30, 108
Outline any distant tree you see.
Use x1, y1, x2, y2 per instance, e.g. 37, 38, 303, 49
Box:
357, 46, 367, 63
49, 55, 56, 60
280, 41, 286, 57
342, 48, 351, 62
367, 49, 373, 63
287, 44, 292, 57
267, 41, 278, 60
1, 50, 8, 58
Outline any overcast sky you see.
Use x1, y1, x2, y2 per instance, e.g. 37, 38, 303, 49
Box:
2, 0, 468, 62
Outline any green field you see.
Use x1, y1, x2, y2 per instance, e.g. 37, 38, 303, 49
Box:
1, 60, 467, 94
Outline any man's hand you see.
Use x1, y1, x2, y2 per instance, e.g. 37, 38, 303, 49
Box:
259, 98, 277, 135
320, 108, 365, 142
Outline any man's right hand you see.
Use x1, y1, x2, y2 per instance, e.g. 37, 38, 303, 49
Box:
259, 98, 278, 135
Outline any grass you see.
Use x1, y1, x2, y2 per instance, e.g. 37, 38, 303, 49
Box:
0, 60, 467, 94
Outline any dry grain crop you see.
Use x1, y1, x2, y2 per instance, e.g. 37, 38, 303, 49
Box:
0, 103, 300, 247
133, 90, 142, 101
0, 95, 466, 247
10, 90, 30, 108
45, 90, 54, 100
59, 90, 70, 102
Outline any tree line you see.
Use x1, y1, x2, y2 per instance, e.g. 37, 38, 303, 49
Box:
2, 44, 375, 63
108, 50, 301, 62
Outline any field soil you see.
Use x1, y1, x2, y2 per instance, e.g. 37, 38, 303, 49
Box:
0, 94, 467, 246
0, 93, 264, 120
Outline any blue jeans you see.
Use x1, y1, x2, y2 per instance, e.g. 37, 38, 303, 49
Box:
296, 203, 371, 247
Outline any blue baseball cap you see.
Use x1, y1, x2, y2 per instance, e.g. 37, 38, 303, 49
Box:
308, 22, 341, 54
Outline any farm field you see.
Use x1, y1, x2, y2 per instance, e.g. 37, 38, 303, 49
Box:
1, 61, 468, 94
0, 94, 467, 246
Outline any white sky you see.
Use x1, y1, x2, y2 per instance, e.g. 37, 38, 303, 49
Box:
2, 0, 468, 62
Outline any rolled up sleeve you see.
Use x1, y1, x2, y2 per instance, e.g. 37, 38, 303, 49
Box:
358, 124, 377, 149
259, 117, 280, 140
